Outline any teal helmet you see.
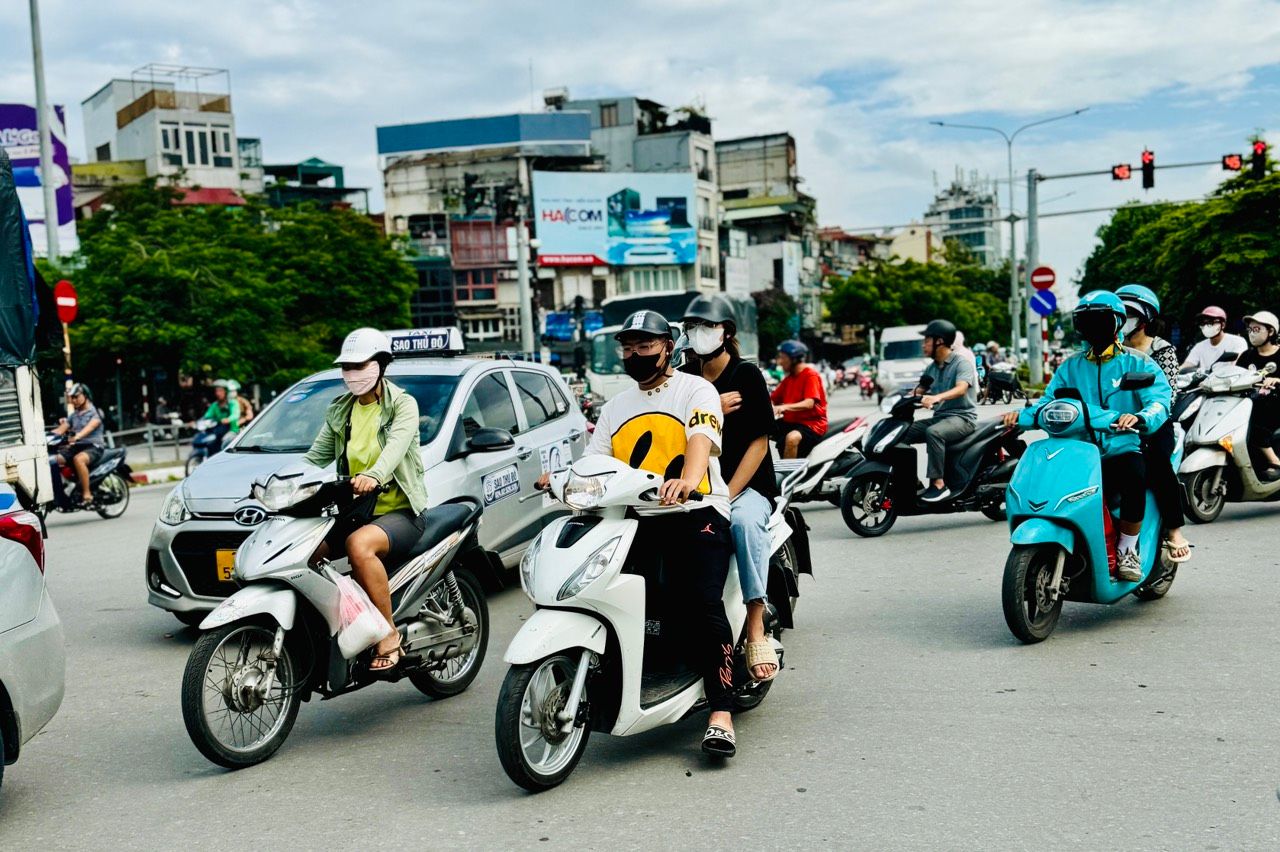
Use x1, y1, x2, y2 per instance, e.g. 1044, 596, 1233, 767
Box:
1074, 290, 1125, 348
1116, 284, 1161, 325
1074, 290, 1126, 321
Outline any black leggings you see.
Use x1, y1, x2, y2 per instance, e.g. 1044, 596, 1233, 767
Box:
641, 508, 735, 713
1101, 452, 1146, 526
1141, 422, 1184, 529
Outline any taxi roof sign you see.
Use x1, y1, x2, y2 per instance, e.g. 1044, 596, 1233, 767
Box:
386, 327, 466, 358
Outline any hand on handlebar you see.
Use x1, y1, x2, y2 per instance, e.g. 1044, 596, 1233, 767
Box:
1002, 411, 1021, 430
350, 474, 381, 495
1111, 413, 1142, 432
535, 472, 551, 491
658, 477, 699, 506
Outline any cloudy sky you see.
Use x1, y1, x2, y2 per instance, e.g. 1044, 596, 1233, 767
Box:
4, 0, 1280, 286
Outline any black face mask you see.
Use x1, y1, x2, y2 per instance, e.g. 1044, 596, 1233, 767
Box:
623, 348, 667, 383
1076, 313, 1118, 354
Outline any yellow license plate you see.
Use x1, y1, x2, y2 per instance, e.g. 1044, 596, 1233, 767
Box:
215, 549, 236, 582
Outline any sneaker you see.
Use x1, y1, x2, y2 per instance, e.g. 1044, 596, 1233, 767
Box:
920, 484, 952, 503
1116, 548, 1143, 582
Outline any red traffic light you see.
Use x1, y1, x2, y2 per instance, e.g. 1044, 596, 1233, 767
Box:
1111, 164, 1132, 180
1140, 149, 1154, 165
1222, 154, 1243, 171
1141, 149, 1155, 189
1253, 140, 1268, 156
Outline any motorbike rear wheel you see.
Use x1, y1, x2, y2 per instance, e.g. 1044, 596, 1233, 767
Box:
181, 621, 302, 768
408, 570, 489, 699
495, 654, 591, 792
94, 472, 130, 519
1001, 545, 1064, 644
1181, 468, 1225, 524
840, 472, 898, 537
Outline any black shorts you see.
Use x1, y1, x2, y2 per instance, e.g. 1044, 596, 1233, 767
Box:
773, 421, 824, 455
327, 508, 426, 565
58, 443, 104, 467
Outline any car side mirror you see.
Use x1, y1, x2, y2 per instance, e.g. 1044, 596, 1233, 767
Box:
468, 427, 515, 453
1119, 371, 1156, 390
1053, 387, 1083, 401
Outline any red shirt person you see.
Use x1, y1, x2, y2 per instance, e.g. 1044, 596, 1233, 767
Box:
770, 340, 828, 458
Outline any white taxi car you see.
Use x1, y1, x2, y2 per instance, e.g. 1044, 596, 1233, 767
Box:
146, 328, 587, 625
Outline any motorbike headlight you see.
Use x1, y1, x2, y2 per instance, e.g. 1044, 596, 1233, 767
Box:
563, 472, 613, 511
158, 487, 192, 525
1178, 396, 1203, 424
1040, 401, 1079, 434
252, 476, 321, 511
557, 537, 622, 601
519, 532, 543, 598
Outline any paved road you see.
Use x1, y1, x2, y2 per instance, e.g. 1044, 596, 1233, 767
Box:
3, 395, 1280, 849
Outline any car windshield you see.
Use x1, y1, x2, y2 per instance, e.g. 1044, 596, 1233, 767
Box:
882, 339, 925, 360
231, 375, 460, 453
591, 335, 625, 375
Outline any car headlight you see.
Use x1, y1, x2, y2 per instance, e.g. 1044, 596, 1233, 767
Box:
252, 476, 321, 511
558, 537, 622, 601
563, 472, 613, 511
159, 487, 191, 525
519, 532, 543, 598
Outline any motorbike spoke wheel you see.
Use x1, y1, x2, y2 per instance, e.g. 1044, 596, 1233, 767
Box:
1001, 545, 1064, 644
495, 654, 591, 792
408, 570, 489, 698
181, 622, 301, 768
94, 472, 130, 519
1181, 468, 1225, 524
840, 473, 898, 537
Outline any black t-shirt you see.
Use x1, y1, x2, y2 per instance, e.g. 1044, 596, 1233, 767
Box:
1238, 347, 1280, 376
707, 357, 778, 498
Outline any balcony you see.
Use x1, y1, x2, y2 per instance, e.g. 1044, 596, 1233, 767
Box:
117, 89, 232, 129
697, 167, 714, 183
698, 216, 717, 232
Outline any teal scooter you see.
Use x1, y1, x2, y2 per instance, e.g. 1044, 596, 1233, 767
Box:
1002, 375, 1179, 643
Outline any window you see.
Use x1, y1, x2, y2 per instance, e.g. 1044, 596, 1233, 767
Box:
184, 129, 197, 165
455, 269, 497, 302
211, 126, 233, 168
512, 371, 566, 430
599, 102, 619, 128
95, 143, 111, 162
461, 372, 519, 437
161, 123, 181, 166
620, 267, 683, 295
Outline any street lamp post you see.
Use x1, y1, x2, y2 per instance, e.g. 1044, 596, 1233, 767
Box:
930, 108, 1087, 362
28, 0, 60, 261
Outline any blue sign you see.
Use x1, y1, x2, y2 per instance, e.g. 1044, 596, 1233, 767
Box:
1030, 290, 1057, 317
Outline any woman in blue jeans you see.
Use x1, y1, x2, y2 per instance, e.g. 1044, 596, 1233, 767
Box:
683, 295, 780, 681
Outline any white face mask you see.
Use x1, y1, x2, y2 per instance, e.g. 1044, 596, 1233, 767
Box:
1201, 324, 1222, 340
1121, 317, 1139, 338
1248, 330, 1269, 347
688, 325, 725, 356
341, 362, 381, 396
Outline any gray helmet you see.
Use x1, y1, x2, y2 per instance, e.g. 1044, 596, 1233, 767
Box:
613, 310, 673, 341
683, 293, 737, 333
921, 319, 957, 347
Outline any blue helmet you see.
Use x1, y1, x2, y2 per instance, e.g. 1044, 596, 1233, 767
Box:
1116, 284, 1161, 325
1074, 290, 1126, 320
778, 340, 808, 361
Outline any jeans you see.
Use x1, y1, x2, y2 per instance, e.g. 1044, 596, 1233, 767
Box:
730, 488, 772, 604
903, 415, 975, 482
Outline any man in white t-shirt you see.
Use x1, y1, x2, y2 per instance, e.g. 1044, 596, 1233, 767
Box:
1182, 305, 1248, 373
551, 309, 740, 757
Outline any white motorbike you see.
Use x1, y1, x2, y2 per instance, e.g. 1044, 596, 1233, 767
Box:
775, 415, 872, 506
494, 456, 806, 791
1179, 362, 1280, 523
181, 462, 496, 768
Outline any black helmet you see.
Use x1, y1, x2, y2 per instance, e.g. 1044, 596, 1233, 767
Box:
921, 319, 957, 347
613, 310, 673, 341
683, 293, 737, 333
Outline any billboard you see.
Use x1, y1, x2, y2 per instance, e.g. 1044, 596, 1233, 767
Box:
0, 104, 78, 256
533, 171, 696, 267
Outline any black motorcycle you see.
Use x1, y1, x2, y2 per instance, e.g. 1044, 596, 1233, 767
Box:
983, 365, 1026, 404
43, 436, 132, 520
839, 396, 1024, 536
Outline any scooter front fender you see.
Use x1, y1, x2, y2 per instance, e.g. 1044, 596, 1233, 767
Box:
503, 608, 607, 665
200, 582, 298, 631
1010, 517, 1075, 553
1179, 446, 1227, 475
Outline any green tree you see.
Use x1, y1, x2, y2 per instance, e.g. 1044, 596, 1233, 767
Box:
751, 288, 799, 356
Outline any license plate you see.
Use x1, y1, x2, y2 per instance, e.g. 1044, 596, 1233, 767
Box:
215, 549, 236, 582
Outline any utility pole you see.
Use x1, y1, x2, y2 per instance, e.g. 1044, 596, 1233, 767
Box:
28, 0, 60, 260
1025, 168, 1043, 386
515, 155, 535, 354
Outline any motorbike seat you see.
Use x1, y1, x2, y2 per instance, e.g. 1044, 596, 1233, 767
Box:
394, 499, 481, 568
91, 447, 127, 472
826, 418, 855, 436
943, 420, 1006, 486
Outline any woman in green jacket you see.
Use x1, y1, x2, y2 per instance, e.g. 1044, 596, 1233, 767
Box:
304, 328, 429, 672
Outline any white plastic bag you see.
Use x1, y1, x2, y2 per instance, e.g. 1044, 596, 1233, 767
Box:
332, 571, 393, 659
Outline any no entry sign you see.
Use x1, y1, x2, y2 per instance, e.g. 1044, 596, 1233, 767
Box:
54, 279, 78, 324
1029, 266, 1056, 291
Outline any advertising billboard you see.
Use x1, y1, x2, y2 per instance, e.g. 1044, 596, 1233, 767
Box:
0, 104, 78, 256
533, 171, 696, 267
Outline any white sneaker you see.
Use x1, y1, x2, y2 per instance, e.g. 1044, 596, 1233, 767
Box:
1116, 548, 1143, 582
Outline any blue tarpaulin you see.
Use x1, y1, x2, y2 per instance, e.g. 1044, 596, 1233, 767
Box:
0, 147, 39, 366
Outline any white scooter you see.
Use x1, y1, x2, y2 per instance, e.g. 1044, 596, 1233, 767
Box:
494, 456, 805, 791
775, 415, 872, 506
1179, 362, 1280, 523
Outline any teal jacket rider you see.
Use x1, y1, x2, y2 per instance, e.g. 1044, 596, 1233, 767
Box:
1020, 344, 1172, 458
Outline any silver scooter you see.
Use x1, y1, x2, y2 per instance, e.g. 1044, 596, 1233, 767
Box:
181, 462, 493, 768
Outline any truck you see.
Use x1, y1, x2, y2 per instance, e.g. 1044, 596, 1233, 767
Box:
586, 290, 759, 401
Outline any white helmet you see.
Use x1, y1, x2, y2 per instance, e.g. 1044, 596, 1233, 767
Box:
1243, 310, 1279, 335
334, 327, 393, 365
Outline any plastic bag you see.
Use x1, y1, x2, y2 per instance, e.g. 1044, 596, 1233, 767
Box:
332, 571, 393, 659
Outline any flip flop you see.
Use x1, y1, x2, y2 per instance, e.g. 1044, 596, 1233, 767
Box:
702, 724, 736, 758
745, 641, 779, 682
1161, 540, 1193, 564
369, 640, 403, 675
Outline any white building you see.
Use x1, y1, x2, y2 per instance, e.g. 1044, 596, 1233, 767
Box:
923, 170, 1000, 267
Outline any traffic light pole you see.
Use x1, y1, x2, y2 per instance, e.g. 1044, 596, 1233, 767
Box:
1025, 169, 1043, 386
1005, 143, 1022, 362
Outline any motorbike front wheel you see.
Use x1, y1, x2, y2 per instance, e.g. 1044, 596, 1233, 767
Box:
495, 654, 591, 792
1181, 468, 1225, 524
181, 621, 302, 768
840, 472, 898, 537
1001, 545, 1064, 644
94, 472, 131, 519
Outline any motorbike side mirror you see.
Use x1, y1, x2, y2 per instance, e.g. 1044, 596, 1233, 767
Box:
468, 428, 515, 453
918, 375, 935, 390
1119, 371, 1156, 390
1216, 351, 1238, 364
1053, 387, 1083, 401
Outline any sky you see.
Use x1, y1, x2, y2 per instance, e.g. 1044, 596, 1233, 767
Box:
4, 0, 1280, 289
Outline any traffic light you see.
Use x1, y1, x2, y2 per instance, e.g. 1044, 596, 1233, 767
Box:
1111, 164, 1132, 181
1251, 140, 1268, 179
1141, 149, 1155, 189
1222, 153, 1243, 171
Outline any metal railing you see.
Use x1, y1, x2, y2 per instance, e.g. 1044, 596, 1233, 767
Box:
104, 422, 193, 465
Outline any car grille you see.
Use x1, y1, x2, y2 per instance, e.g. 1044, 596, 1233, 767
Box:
170, 530, 251, 597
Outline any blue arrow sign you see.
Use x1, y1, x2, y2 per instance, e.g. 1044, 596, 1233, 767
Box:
1029, 290, 1057, 317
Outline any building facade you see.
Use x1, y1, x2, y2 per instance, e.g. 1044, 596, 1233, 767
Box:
923, 170, 1000, 267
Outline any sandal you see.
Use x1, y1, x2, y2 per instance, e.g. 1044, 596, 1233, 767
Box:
369, 638, 403, 675
1161, 539, 1193, 564
745, 641, 779, 682
702, 724, 736, 758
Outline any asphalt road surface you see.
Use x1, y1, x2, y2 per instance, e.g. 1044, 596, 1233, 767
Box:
3, 395, 1279, 850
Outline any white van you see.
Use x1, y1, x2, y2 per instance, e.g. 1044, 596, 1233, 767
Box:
876, 325, 929, 397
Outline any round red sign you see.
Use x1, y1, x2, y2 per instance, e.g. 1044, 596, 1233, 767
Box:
1029, 266, 1056, 291
54, 279, 78, 324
